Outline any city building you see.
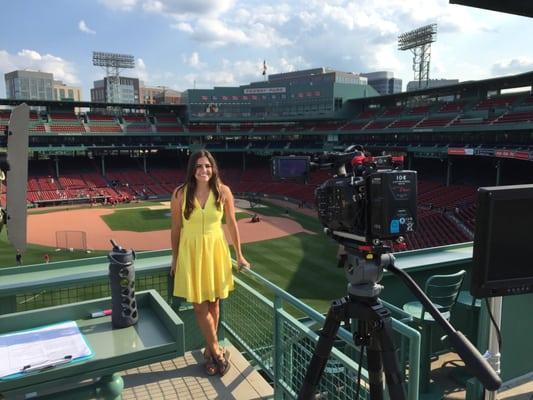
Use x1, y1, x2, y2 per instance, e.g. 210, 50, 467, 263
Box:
140, 84, 181, 104
4, 70, 54, 100
361, 71, 402, 95
53, 80, 82, 101
90, 76, 140, 103
406, 78, 459, 92
183, 67, 379, 120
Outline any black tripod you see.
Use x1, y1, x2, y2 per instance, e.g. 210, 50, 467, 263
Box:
298, 236, 502, 400
298, 243, 406, 400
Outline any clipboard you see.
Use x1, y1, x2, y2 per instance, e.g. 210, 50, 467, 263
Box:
0, 320, 94, 380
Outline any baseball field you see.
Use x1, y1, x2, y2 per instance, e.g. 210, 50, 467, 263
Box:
1, 199, 346, 312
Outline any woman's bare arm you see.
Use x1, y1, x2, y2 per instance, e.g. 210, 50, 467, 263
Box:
170, 187, 183, 275
223, 185, 250, 268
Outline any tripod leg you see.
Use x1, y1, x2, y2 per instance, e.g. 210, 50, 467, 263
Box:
298, 297, 347, 400
366, 342, 385, 400
373, 316, 406, 400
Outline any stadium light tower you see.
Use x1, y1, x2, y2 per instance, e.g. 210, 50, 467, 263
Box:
92, 51, 135, 103
398, 24, 437, 90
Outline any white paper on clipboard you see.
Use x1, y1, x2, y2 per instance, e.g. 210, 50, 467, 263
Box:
0, 320, 92, 379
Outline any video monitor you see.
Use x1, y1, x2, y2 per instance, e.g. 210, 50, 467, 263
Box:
471, 184, 533, 298
271, 156, 310, 181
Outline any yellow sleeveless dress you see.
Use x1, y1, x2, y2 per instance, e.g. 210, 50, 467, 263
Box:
173, 189, 234, 303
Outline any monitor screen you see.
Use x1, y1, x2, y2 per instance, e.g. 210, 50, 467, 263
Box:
271, 156, 309, 181
471, 184, 533, 298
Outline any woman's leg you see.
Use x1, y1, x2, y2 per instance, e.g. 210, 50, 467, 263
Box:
193, 301, 220, 358
202, 300, 220, 359
208, 299, 220, 336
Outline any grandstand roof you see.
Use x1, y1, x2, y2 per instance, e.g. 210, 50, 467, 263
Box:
450, 0, 533, 18
346, 70, 533, 106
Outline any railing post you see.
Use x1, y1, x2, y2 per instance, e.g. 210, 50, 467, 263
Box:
219, 298, 226, 343
273, 295, 283, 399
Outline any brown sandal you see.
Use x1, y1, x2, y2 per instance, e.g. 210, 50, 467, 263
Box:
203, 349, 218, 376
215, 348, 231, 377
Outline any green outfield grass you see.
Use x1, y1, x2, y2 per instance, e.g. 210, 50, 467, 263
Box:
101, 208, 172, 232
233, 200, 345, 313
101, 206, 251, 231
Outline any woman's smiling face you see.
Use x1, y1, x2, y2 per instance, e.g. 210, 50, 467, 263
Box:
195, 156, 213, 183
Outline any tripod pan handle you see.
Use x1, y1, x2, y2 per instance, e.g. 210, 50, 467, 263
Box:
449, 331, 501, 391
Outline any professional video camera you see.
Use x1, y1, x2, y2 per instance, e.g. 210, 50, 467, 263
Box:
270, 148, 501, 399
314, 146, 417, 246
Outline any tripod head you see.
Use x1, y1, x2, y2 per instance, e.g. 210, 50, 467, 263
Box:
327, 228, 405, 298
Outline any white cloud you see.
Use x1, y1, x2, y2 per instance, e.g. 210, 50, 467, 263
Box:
176, 17, 291, 48
78, 20, 96, 35
189, 18, 248, 47
140, 0, 235, 18
91, 0, 532, 90
173, 22, 193, 33
134, 58, 149, 82
100, 0, 236, 16
234, 4, 291, 26
0, 49, 79, 85
98, 0, 138, 11
172, 57, 312, 91
182, 52, 206, 69
492, 58, 533, 77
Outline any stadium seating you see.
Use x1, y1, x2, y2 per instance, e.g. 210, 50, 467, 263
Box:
188, 124, 217, 133
438, 101, 466, 113
493, 111, 533, 124
382, 106, 404, 116
408, 105, 432, 115
252, 124, 285, 133
474, 95, 518, 110
87, 113, 123, 133
358, 110, 378, 119
416, 117, 454, 128
341, 121, 369, 130
388, 118, 420, 129
365, 120, 393, 130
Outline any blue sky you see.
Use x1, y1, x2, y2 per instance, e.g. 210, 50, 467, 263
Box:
1, 0, 532, 100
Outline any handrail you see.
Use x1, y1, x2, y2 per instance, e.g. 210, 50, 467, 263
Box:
232, 263, 421, 400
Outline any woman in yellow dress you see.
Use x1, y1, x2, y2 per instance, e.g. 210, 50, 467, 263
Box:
170, 150, 250, 376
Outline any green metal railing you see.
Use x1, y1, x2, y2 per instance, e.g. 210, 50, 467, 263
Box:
225, 267, 421, 400
1, 257, 420, 400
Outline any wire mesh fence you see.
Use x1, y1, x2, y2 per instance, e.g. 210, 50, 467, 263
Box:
5, 262, 420, 400
55, 230, 87, 250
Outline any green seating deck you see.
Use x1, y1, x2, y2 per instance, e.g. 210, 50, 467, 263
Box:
0, 243, 531, 400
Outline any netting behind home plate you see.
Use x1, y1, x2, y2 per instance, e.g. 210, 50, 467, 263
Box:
55, 230, 87, 250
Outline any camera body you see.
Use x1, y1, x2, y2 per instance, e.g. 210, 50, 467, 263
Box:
271, 146, 417, 245
316, 168, 417, 243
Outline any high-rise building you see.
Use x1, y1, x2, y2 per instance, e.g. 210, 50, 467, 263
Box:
360, 71, 402, 95
4, 70, 54, 100
53, 80, 82, 101
90, 76, 140, 103
406, 78, 459, 92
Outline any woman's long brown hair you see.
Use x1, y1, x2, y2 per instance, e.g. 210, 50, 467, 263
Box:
179, 150, 224, 219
